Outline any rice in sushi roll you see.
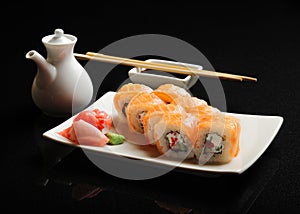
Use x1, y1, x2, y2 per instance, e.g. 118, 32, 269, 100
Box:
142, 103, 183, 145
153, 84, 191, 104
113, 83, 153, 119
126, 92, 165, 133
193, 112, 241, 165
153, 112, 197, 160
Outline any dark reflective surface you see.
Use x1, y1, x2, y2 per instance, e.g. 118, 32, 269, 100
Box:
4, 107, 279, 214
42, 147, 279, 214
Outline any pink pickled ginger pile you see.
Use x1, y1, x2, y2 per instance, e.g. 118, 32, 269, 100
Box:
58, 109, 112, 147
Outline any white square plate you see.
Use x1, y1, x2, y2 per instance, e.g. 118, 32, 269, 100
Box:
43, 91, 283, 175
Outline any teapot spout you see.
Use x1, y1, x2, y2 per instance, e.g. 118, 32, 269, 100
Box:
26, 50, 56, 89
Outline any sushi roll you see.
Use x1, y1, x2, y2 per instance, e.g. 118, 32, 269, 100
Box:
113, 83, 153, 119
153, 112, 197, 160
172, 96, 209, 113
172, 95, 220, 116
126, 92, 165, 133
153, 84, 191, 104
142, 103, 183, 145
193, 112, 241, 165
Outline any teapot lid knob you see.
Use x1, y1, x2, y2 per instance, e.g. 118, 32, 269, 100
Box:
43, 28, 76, 44
54, 29, 64, 38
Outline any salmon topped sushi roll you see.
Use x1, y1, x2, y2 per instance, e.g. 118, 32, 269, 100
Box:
113, 83, 153, 119
173, 95, 221, 116
153, 112, 197, 160
193, 112, 241, 165
142, 103, 183, 145
172, 96, 208, 113
126, 92, 165, 133
153, 84, 191, 104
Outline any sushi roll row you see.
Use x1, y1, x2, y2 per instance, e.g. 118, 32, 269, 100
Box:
113, 83, 241, 165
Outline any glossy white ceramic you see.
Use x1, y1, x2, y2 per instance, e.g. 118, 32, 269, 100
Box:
128, 59, 200, 89
26, 29, 93, 117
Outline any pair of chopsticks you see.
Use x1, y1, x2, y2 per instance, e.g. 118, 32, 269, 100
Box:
74, 52, 257, 82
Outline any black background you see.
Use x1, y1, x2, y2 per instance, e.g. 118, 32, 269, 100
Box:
2, 2, 300, 214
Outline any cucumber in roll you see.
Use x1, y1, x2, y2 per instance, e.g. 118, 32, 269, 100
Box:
193, 112, 241, 165
154, 112, 197, 160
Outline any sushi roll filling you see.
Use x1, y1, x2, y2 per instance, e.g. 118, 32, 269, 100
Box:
203, 133, 224, 154
137, 111, 146, 130
122, 103, 128, 117
165, 131, 187, 152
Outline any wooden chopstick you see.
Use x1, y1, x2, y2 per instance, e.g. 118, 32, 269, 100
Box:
74, 52, 257, 82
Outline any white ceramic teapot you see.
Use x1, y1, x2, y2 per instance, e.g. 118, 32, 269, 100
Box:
26, 29, 93, 117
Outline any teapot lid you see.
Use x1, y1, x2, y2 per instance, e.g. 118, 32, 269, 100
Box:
42, 29, 76, 45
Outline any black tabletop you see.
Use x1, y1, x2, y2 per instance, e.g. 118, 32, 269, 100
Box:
2, 2, 300, 214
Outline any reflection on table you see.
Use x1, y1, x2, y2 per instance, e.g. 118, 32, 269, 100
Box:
34, 113, 279, 214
